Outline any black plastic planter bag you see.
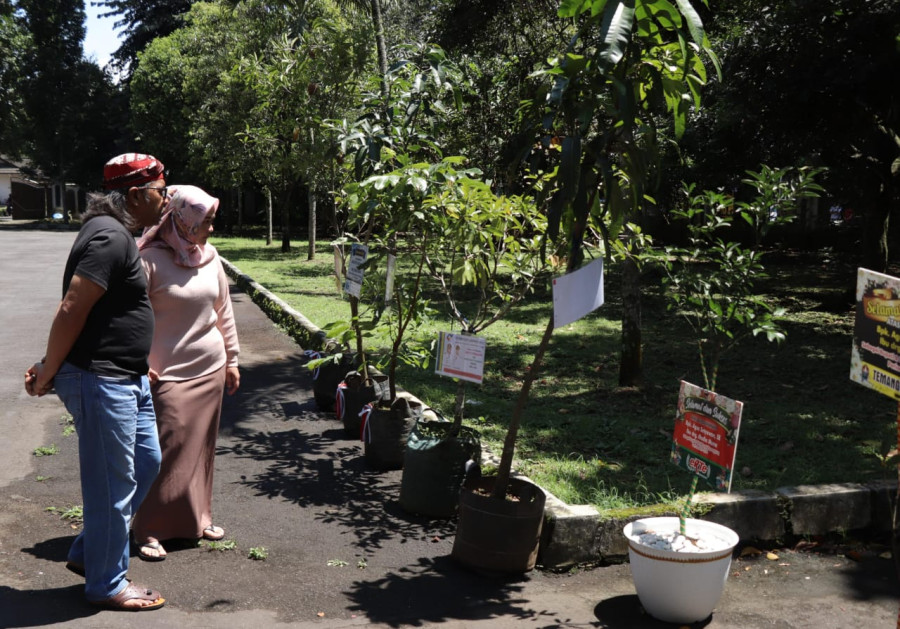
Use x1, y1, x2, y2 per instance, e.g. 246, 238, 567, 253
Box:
362, 397, 421, 470
399, 418, 481, 517
307, 351, 356, 412
337, 371, 389, 438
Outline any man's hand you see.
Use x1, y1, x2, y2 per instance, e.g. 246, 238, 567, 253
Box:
25, 362, 53, 397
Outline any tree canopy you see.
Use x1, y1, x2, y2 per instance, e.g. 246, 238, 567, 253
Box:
92, 0, 194, 78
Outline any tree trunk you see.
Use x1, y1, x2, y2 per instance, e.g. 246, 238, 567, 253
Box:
619, 253, 642, 386
266, 187, 273, 246
307, 184, 316, 261
370, 0, 389, 101
235, 186, 243, 235
307, 128, 316, 260
280, 184, 293, 253
493, 316, 555, 500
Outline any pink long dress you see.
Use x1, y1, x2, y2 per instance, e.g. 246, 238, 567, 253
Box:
132, 245, 239, 542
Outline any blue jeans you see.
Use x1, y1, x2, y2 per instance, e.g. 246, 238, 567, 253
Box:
53, 362, 161, 601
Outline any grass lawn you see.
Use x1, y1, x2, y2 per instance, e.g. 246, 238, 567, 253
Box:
212, 234, 898, 513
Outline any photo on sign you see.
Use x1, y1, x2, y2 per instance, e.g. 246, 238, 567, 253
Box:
850, 267, 900, 401
670, 381, 743, 493
435, 331, 486, 384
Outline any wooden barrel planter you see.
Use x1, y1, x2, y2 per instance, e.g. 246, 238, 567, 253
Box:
451, 475, 546, 574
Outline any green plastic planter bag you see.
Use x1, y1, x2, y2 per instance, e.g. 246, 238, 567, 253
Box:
399, 417, 481, 517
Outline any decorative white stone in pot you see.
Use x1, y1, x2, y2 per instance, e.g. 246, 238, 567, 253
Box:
623, 516, 739, 624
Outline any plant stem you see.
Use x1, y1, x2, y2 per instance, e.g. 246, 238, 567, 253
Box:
680, 475, 699, 536
492, 315, 555, 501
350, 296, 367, 380
451, 380, 466, 436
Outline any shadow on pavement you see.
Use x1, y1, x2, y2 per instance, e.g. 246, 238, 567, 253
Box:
345, 556, 573, 628
838, 556, 899, 601
593, 595, 711, 628
21, 535, 73, 565
0, 584, 96, 628
216, 349, 459, 552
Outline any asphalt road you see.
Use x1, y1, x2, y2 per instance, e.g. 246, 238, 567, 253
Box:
0, 226, 897, 628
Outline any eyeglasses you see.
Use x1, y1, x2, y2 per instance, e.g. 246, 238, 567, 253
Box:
143, 185, 168, 199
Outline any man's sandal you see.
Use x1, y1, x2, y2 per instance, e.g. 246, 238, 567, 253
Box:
90, 582, 166, 611
202, 525, 225, 541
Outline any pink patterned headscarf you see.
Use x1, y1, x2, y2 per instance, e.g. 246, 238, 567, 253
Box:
138, 185, 218, 267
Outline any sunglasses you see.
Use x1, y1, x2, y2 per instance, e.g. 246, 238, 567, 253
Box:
143, 184, 168, 198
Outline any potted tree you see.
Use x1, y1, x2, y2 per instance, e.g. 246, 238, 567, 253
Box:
622, 170, 822, 624
399, 177, 549, 517
318, 44, 466, 433
451, 0, 724, 575
343, 157, 479, 470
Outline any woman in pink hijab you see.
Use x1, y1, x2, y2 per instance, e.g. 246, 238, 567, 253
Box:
132, 185, 240, 561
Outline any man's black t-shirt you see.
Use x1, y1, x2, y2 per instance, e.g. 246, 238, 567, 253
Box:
63, 215, 154, 377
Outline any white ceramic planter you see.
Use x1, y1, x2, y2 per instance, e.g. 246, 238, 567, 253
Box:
623, 516, 739, 624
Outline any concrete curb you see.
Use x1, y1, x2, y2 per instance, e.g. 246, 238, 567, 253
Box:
221, 258, 899, 569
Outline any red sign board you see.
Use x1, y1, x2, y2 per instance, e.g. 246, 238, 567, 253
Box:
671, 381, 743, 492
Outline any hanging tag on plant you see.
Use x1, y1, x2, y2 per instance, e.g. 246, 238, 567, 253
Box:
435, 331, 486, 384
672, 381, 743, 492
384, 253, 396, 307
343, 243, 368, 298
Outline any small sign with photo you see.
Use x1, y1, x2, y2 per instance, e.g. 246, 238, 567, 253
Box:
435, 332, 486, 384
850, 267, 900, 400
671, 381, 743, 493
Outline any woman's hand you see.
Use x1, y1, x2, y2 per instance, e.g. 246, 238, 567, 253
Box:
148, 368, 160, 385
225, 366, 240, 395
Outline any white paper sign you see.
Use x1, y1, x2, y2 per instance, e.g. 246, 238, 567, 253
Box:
552, 258, 604, 328
384, 254, 396, 305
343, 243, 368, 298
435, 332, 486, 384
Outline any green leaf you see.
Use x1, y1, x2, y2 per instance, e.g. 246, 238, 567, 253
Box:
559, 0, 597, 18
409, 176, 428, 193
597, 0, 636, 69
646, 0, 681, 29
674, 0, 706, 44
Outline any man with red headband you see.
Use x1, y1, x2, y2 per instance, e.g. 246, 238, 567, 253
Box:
24, 153, 170, 611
